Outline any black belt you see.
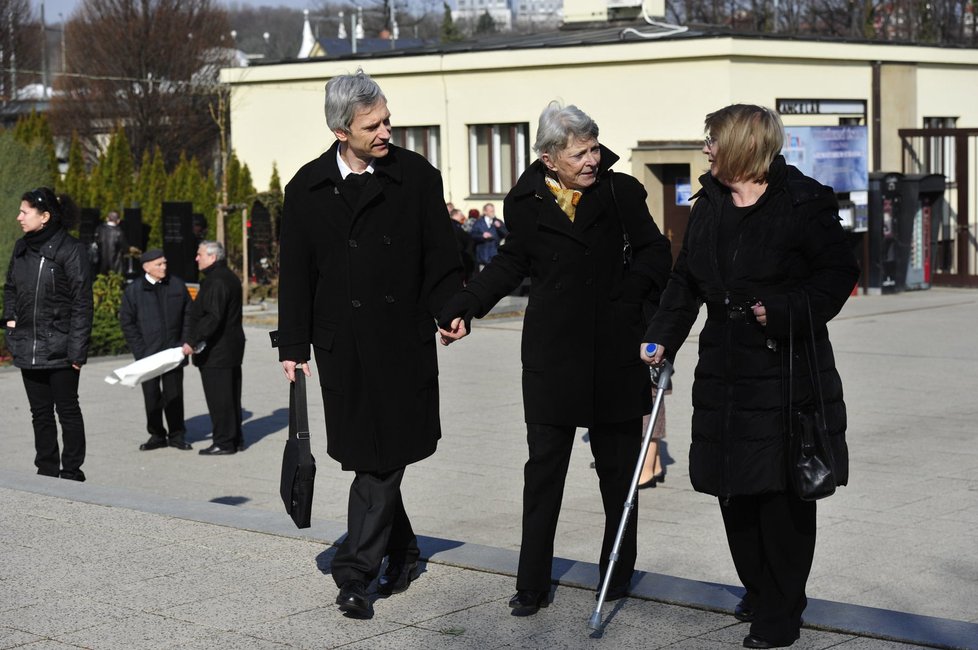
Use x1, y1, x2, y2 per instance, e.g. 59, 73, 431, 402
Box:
705, 299, 757, 322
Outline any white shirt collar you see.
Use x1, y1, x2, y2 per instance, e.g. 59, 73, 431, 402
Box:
145, 273, 161, 285
336, 146, 375, 180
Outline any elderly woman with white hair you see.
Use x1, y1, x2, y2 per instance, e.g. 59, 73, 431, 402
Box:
439, 101, 672, 614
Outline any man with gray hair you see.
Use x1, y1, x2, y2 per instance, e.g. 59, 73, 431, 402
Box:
182, 240, 245, 456
275, 70, 463, 618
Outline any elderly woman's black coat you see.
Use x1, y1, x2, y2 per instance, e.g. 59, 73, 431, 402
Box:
277, 143, 463, 472
644, 156, 859, 498
4, 228, 93, 369
450, 146, 672, 426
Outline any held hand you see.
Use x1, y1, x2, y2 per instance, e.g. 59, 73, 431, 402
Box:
482, 232, 492, 239
71, 363, 81, 371
282, 360, 311, 382
5, 320, 14, 328
640, 342, 666, 366
438, 317, 469, 346
752, 302, 767, 326
181, 343, 194, 356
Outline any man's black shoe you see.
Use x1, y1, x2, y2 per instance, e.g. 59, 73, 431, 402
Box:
377, 560, 420, 595
198, 444, 236, 456
743, 633, 795, 648
509, 589, 548, 616
168, 438, 192, 450
734, 598, 755, 622
139, 436, 167, 451
336, 581, 371, 618
59, 470, 86, 482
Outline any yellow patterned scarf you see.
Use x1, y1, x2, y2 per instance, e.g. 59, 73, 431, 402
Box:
545, 175, 582, 222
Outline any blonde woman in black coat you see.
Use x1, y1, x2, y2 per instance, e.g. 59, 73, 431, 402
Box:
642, 105, 859, 648
4, 188, 92, 481
440, 102, 672, 615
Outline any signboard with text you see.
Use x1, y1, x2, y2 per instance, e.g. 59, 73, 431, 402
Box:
782, 126, 869, 193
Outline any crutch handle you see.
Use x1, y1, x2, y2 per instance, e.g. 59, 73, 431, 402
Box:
645, 343, 657, 356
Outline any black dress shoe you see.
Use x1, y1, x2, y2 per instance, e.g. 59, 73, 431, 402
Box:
734, 598, 755, 622
637, 476, 657, 489
377, 560, 420, 595
139, 436, 167, 451
198, 444, 236, 456
743, 634, 795, 648
509, 589, 548, 616
336, 581, 371, 618
59, 469, 86, 482
168, 438, 192, 450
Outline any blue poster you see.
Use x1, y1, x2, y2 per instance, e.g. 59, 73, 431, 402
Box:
782, 126, 868, 193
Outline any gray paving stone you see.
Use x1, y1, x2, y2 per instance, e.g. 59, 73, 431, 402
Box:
0, 626, 42, 649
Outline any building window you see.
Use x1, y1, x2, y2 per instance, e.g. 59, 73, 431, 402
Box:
390, 126, 440, 169
468, 123, 529, 195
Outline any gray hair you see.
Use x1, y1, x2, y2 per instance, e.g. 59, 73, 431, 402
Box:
324, 70, 386, 133
199, 240, 226, 261
532, 101, 599, 157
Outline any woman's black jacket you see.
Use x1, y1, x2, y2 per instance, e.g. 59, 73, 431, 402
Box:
119, 275, 191, 360
3, 229, 93, 369
443, 146, 673, 426
644, 156, 860, 498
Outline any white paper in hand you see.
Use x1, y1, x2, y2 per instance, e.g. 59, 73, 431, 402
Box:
105, 347, 186, 388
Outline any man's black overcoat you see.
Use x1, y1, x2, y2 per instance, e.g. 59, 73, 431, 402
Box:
277, 143, 463, 472
120, 275, 191, 359
451, 146, 673, 426
186, 261, 245, 368
644, 156, 860, 498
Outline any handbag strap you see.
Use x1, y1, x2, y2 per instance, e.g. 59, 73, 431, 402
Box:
787, 303, 794, 436
289, 366, 312, 464
802, 293, 827, 418
606, 170, 632, 269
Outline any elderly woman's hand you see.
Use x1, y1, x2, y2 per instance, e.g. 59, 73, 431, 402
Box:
752, 301, 767, 326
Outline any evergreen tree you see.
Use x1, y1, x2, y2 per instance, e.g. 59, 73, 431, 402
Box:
62, 134, 89, 207
12, 111, 59, 182
476, 10, 497, 35
268, 162, 282, 195
134, 147, 167, 249
441, 2, 463, 42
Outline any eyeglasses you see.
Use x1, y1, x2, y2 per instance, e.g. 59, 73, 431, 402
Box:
704, 135, 718, 148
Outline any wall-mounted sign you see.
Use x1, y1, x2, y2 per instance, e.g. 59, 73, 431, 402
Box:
776, 98, 866, 116
783, 125, 869, 193
675, 177, 692, 205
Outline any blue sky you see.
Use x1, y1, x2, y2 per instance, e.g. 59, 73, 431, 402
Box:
31, 0, 322, 23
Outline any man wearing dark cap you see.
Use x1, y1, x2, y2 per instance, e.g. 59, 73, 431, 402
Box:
120, 249, 193, 450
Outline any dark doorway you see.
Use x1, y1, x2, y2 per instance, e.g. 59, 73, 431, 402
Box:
653, 164, 692, 264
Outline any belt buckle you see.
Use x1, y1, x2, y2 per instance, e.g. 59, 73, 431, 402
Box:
728, 304, 746, 321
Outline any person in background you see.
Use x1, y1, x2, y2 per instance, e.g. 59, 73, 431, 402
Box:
450, 208, 476, 282
182, 241, 246, 456
439, 101, 672, 615
276, 71, 463, 619
120, 249, 193, 452
641, 104, 858, 649
470, 202, 508, 269
4, 187, 92, 481
95, 210, 129, 275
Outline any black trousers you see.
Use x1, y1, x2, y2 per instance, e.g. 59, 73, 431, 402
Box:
720, 492, 817, 644
517, 419, 641, 593
21, 367, 86, 477
141, 367, 185, 439
199, 366, 243, 449
331, 467, 420, 587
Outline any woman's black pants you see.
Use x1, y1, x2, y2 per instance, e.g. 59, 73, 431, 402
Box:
21, 367, 86, 478
720, 492, 817, 644
516, 419, 641, 593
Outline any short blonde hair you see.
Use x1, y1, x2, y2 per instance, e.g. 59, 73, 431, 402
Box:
705, 105, 784, 184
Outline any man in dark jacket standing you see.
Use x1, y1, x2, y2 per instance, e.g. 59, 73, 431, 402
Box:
120, 249, 193, 451
276, 71, 463, 618
95, 211, 128, 275
182, 241, 245, 456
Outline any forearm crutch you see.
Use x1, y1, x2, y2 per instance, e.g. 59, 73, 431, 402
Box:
588, 347, 673, 631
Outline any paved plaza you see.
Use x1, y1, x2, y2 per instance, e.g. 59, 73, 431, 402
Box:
1, 288, 976, 649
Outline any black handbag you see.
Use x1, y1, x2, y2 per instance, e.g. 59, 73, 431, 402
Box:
280, 368, 316, 528
786, 294, 837, 501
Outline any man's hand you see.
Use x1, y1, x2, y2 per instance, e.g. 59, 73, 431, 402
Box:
438, 318, 469, 346
752, 301, 767, 326
181, 343, 194, 356
640, 343, 666, 366
282, 360, 312, 382
5, 320, 14, 328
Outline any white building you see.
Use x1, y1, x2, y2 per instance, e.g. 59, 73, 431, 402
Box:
454, 0, 514, 31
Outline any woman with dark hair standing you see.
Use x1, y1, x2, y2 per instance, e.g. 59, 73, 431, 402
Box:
642, 105, 859, 648
4, 187, 93, 481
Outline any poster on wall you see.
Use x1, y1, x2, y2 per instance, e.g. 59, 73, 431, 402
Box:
782, 126, 869, 193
